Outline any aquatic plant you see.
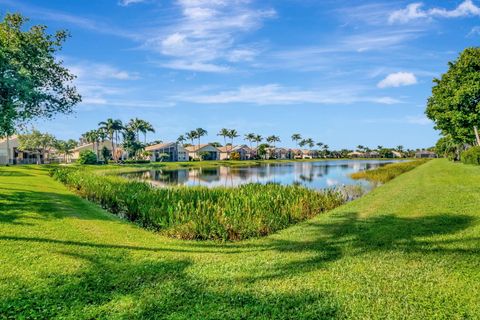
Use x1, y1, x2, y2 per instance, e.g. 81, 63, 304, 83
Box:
350, 160, 428, 184
50, 168, 345, 240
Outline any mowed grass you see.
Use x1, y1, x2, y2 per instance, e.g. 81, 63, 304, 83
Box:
0, 159, 479, 319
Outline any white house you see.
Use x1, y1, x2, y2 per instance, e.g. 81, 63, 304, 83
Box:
0, 135, 56, 164
185, 144, 220, 160
145, 142, 188, 162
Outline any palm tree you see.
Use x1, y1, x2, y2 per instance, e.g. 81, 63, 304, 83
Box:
98, 119, 123, 161
244, 133, 256, 149
316, 142, 323, 149
322, 144, 329, 158
177, 135, 186, 146
291, 133, 302, 148
128, 118, 143, 142
217, 128, 230, 149
266, 135, 281, 149
227, 129, 239, 155
356, 145, 364, 152
186, 130, 197, 146
396, 145, 404, 152
195, 128, 208, 147
253, 134, 262, 148
140, 120, 155, 144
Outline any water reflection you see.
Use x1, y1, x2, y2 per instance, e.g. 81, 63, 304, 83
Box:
122, 160, 401, 191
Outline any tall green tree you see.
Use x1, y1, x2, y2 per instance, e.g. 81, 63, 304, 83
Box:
266, 135, 281, 149
244, 133, 256, 150
98, 119, 123, 161
217, 128, 230, 150
54, 138, 77, 163
426, 47, 480, 145
186, 130, 197, 146
195, 128, 207, 147
0, 14, 80, 164
17, 130, 55, 164
291, 133, 302, 148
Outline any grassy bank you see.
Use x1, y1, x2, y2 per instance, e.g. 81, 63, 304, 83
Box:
50, 167, 345, 240
1, 160, 479, 318
350, 159, 428, 183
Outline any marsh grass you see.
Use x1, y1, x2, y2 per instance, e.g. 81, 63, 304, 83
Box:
50, 168, 345, 240
350, 159, 428, 184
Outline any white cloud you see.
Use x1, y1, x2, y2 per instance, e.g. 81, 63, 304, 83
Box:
173, 84, 401, 105
145, 0, 275, 72
389, 0, 480, 24
67, 62, 140, 81
118, 0, 146, 6
377, 72, 417, 88
468, 26, 480, 36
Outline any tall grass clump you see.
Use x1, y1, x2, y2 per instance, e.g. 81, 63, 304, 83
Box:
350, 160, 428, 184
50, 168, 345, 240
461, 146, 480, 165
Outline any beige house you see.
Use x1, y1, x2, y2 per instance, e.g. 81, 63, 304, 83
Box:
145, 142, 188, 162
185, 144, 220, 160
218, 145, 252, 160
70, 140, 114, 162
0, 135, 57, 164
347, 151, 364, 158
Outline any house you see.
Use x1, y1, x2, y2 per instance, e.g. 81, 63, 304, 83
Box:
347, 151, 364, 158
70, 140, 115, 162
415, 150, 437, 158
185, 144, 220, 160
267, 147, 291, 160
392, 151, 403, 158
0, 135, 56, 165
218, 145, 251, 160
145, 142, 188, 162
298, 149, 316, 159
364, 151, 380, 158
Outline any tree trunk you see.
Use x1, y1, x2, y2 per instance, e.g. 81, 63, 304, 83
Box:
474, 126, 480, 146
6, 135, 11, 165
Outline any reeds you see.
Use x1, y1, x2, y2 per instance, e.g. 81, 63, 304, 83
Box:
51, 168, 345, 240
350, 160, 428, 184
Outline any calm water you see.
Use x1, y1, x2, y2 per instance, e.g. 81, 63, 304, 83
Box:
122, 160, 402, 190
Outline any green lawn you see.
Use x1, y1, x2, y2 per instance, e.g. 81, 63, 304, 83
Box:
1, 159, 479, 319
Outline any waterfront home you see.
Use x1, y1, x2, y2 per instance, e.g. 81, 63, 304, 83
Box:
347, 151, 364, 158
185, 144, 220, 160
70, 140, 115, 162
0, 135, 57, 164
415, 150, 437, 158
218, 145, 251, 160
267, 147, 291, 160
145, 142, 188, 162
392, 151, 403, 158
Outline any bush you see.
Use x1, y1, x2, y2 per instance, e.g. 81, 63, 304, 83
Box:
77, 150, 97, 165
461, 146, 480, 165
123, 159, 151, 164
50, 168, 346, 241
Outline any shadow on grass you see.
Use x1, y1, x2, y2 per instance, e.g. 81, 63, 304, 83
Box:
0, 170, 33, 177
0, 190, 113, 225
0, 252, 339, 319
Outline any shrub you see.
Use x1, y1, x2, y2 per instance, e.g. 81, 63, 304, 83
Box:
77, 150, 97, 165
351, 160, 428, 184
230, 152, 241, 160
50, 168, 346, 241
461, 146, 480, 165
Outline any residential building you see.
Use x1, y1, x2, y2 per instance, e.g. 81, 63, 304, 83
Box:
185, 144, 220, 160
0, 135, 56, 164
70, 140, 115, 162
218, 145, 252, 160
145, 142, 188, 162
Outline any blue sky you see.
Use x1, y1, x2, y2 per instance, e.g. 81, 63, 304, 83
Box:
2, 0, 480, 149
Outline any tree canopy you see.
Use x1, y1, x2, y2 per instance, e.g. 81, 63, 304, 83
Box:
426, 47, 480, 145
0, 13, 81, 138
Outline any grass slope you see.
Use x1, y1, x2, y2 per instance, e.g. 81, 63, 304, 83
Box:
0, 159, 479, 319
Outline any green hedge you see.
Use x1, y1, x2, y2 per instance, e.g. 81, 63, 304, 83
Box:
461, 146, 480, 165
351, 160, 428, 184
50, 168, 345, 241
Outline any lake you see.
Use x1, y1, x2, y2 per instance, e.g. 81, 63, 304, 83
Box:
122, 160, 401, 190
